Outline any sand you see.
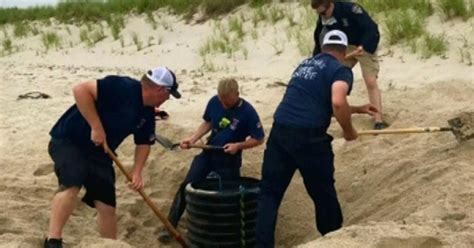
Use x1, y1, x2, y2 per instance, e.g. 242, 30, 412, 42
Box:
0, 3, 473, 248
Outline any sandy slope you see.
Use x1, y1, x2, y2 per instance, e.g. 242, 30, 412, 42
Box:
0, 3, 473, 248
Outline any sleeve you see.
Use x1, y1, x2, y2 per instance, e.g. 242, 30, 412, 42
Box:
96, 76, 126, 109
312, 17, 323, 56
332, 67, 354, 95
246, 105, 265, 140
133, 108, 156, 145
351, 3, 380, 54
202, 96, 216, 122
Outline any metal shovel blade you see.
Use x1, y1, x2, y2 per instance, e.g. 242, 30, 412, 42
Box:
155, 133, 177, 150
154, 133, 225, 150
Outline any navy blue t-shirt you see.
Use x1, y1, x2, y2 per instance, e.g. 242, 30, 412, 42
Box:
50, 76, 155, 157
274, 53, 353, 130
204, 96, 264, 147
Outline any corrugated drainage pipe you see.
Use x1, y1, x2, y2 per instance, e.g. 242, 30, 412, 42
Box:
185, 177, 260, 248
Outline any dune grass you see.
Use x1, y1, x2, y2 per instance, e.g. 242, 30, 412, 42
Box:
106, 14, 125, 40
2, 37, 13, 54
0, 0, 460, 61
131, 32, 142, 51
384, 9, 425, 45
357, 0, 433, 17
0, 0, 274, 25
437, 0, 472, 20
41, 31, 61, 51
80, 24, 106, 48
13, 22, 30, 38
421, 33, 448, 58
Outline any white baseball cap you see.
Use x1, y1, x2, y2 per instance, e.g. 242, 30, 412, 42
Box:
322, 30, 348, 47
146, 67, 181, 99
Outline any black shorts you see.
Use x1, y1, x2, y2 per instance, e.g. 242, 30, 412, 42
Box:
48, 138, 116, 208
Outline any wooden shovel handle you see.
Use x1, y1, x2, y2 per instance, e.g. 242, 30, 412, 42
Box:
104, 147, 188, 248
358, 127, 452, 135
189, 144, 224, 150
345, 50, 359, 59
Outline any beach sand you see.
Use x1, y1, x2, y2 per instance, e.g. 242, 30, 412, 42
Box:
0, 3, 473, 248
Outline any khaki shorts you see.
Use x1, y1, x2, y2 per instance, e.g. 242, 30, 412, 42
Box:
343, 45, 380, 78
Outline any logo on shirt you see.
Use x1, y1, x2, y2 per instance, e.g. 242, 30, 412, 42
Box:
292, 59, 326, 81
136, 118, 147, 129
230, 118, 240, 131
321, 17, 337, 26
256, 122, 262, 129
352, 5, 363, 14
342, 18, 349, 27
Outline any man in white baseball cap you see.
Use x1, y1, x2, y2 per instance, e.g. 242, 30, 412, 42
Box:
146, 66, 181, 99
44, 66, 180, 248
255, 30, 377, 247
322, 29, 348, 47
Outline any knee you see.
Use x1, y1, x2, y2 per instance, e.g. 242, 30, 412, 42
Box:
96, 203, 116, 217
56, 186, 80, 199
364, 76, 378, 91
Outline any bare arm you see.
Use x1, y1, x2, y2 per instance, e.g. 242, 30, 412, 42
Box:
350, 104, 378, 116
180, 121, 212, 149
224, 137, 264, 155
129, 144, 151, 190
332, 81, 357, 141
73, 80, 107, 148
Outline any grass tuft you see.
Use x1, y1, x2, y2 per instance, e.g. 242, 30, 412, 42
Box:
41, 31, 61, 50
384, 9, 424, 45
437, 0, 470, 20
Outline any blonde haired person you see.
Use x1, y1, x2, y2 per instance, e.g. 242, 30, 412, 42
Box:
158, 78, 265, 243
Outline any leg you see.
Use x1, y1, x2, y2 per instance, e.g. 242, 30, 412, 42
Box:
256, 138, 296, 248
211, 152, 241, 181
359, 50, 384, 125
82, 159, 117, 238
167, 153, 211, 227
159, 153, 211, 243
297, 142, 342, 235
47, 187, 80, 239
364, 74, 383, 124
47, 138, 88, 240
95, 201, 117, 239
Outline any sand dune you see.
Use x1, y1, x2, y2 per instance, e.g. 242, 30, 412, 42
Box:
0, 3, 473, 248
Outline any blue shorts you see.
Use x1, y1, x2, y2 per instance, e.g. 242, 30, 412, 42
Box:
48, 138, 116, 208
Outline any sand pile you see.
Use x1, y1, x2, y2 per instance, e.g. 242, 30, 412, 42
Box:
0, 3, 473, 248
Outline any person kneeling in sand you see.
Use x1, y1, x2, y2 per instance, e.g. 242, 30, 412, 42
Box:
158, 78, 265, 243
44, 67, 181, 248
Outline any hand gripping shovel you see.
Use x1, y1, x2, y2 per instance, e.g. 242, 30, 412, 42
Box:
104, 145, 188, 248
155, 133, 224, 150
358, 112, 474, 142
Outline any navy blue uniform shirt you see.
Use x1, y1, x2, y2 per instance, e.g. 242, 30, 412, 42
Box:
204, 96, 264, 147
313, 1, 380, 55
50, 76, 155, 160
274, 53, 353, 130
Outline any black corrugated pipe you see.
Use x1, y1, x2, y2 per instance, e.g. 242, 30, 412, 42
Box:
185, 177, 260, 248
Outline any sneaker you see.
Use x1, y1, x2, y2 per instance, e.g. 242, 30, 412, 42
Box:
374, 122, 388, 130
44, 238, 63, 248
157, 229, 172, 244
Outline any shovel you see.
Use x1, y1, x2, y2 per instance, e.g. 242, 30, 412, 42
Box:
358, 112, 474, 142
104, 145, 188, 248
155, 133, 224, 150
